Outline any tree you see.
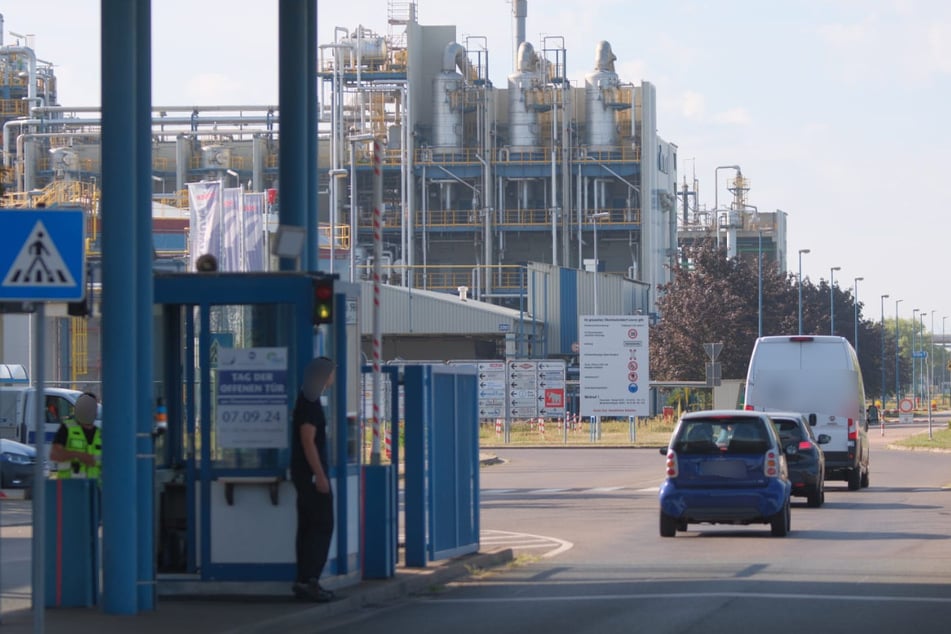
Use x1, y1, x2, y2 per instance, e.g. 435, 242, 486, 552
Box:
650, 240, 909, 401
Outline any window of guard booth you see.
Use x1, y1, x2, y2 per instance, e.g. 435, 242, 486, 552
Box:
205, 303, 297, 471
314, 321, 362, 469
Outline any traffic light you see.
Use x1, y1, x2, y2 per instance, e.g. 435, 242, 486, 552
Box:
312, 277, 334, 325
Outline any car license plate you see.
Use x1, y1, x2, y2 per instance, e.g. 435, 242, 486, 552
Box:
699, 460, 748, 479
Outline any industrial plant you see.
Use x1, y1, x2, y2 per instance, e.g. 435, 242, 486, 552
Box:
0, 1, 785, 384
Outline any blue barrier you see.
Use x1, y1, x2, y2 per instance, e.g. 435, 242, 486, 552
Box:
45, 479, 100, 607
404, 365, 480, 567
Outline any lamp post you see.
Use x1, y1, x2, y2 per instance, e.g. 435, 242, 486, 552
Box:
943, 315, 949, 409
912, 308, 920, 404
829, 266, 841, 336
852, 277, 864, 354
798, 249, 810, 335
895, 299, 903, 400
929, 310, 935, 437
918, 310, 926, 406
713, 164, 741, 249
590, 211, 609, 315
880, 294, 889, 410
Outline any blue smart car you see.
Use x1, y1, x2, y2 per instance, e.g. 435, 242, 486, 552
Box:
658, 410, 792, 538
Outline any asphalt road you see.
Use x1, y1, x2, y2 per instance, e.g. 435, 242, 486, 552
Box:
319, 425, 951, 634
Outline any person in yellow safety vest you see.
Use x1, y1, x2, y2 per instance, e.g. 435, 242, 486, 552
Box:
49, 392, 101, 481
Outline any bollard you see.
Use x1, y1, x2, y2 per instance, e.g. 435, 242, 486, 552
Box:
495, 418, 502, 436
538, 417, 545, 436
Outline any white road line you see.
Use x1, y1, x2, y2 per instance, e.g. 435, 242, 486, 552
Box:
636, 486, 660, 493
585, 486, 624, 493
529, 488, 568, 494
425, 591, 951, 605
482, 489, 516, 495
480, 529, 574, 559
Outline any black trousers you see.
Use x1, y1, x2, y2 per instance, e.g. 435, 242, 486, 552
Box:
294, 479, 334, 583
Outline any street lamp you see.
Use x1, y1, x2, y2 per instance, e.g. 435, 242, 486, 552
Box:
798, 249, 810, 335
829, 266, 841, 336
918, 310, 926, 407
713, 165, 741, 249
853, 277, 864, 354
895, 299, 903, 400
944, 315, 949, 409
929, 310, 935, 437
590, 211, 609, 315
880, 294, 889, 410
912, 308, 920, 404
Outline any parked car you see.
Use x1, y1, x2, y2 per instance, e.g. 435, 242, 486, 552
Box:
658, 410, 792, 538
768, 412, 829, 507
744, 335, 870, 491
0, 438, 38, 490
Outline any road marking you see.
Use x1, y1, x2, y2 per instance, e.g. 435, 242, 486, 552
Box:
636, 486, 659, 493
530, 488, 569, 494
585, 486, 624, 493
482, 489, 517, 495
479, 529, 574, 559
425, 591, 951, 605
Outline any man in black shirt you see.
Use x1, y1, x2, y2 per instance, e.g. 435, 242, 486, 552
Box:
290, 357, 336, 602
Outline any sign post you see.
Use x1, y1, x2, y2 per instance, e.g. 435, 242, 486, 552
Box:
0, 209, 85, 633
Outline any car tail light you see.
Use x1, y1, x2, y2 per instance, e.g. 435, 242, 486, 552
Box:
744, 404, 754, 411
764, 450, 779, 477
847, 418, 857, 441
798, 441, 812, 451
665, 451, 678, 478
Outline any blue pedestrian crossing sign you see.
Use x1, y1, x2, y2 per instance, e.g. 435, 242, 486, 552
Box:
0, 209, 85, 302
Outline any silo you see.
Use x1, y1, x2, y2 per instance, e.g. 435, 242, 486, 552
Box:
507, 41, 540, 153
584, 40, 620, 151
432, 42, 467, 154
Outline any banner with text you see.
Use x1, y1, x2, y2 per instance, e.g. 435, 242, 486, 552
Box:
187, 180, 222, 271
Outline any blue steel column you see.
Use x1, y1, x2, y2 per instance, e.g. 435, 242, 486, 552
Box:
278, 0, 312, 271
100, 0, 139, 615
135, 0, 155, 611
306, 0, 319, 272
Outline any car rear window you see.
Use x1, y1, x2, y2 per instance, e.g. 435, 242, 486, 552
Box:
772, 419, 803, 443
674, 418, 770, 455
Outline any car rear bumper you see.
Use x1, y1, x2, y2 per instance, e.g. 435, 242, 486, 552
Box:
823, 451, 860, 473
787, 466, 821, 490
659, 479, 790, 523
1, 464, 35, 488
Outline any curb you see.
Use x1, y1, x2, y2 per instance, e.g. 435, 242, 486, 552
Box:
226, 548, 514, 634
886, 443, 951, 454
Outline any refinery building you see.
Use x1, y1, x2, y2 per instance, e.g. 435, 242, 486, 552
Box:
0, 2, 768, 384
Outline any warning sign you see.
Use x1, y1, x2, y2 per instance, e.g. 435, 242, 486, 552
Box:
0, 210, 85, 301
3, 220, 76, 287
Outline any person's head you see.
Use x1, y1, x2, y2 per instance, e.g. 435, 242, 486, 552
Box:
301, 357, 335, 401
74, 392, 98, 427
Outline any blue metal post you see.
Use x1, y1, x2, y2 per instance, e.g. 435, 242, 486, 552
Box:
895, 299, 903, 400
333, 292, 349, 573
306, 0, 319, 272
134, 0, 155, 611
100, 0, 139, 614
278, 0, 310, 271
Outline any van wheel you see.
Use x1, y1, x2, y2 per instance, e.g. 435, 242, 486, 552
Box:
770, 502, 790, 537
660, 513, 678, 538
847, 468, 862, 491
806, 485, 823, 508
860, 469, 870, 488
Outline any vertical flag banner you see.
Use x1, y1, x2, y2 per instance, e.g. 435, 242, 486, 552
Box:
220, 187, 243, 272
187, 180, 222, 271
242, 192, 266, 271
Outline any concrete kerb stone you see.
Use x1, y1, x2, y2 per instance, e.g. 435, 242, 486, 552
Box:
225, 548, 514, 634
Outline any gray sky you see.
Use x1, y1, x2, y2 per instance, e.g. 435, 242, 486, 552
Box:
6, 0, 951, 330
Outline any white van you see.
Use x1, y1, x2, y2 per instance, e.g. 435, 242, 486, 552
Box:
744, 335, 870, 491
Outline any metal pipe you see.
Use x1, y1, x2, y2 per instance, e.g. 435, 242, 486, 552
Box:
100, 0, 139, 613
3, 119, 41, 167
134, 1, 155, 610
370, 138, 384, 464
31, 104, 279, 115
798, 249, 810, 334
929, 310, 935, 437
713, 165, 740, 250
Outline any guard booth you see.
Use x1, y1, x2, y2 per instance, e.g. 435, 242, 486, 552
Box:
151, 273, 362, 587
